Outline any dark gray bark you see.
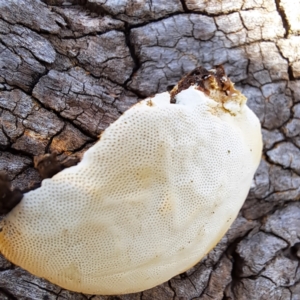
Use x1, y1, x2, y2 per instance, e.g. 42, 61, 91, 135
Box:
0, 0, 299, 299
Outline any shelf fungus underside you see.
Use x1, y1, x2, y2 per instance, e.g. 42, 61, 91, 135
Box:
0, 66, 262, 295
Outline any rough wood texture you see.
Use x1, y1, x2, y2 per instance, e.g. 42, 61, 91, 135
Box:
0, 0, 299, 299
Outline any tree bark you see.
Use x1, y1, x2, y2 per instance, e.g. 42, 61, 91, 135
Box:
0, 0, 300, 299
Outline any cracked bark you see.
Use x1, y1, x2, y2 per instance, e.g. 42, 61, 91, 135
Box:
0, 0, 300, 299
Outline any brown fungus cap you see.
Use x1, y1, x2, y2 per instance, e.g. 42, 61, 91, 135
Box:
0, 66, 262, 295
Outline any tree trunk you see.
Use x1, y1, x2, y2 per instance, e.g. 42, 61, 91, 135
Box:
0, 0, 299, 299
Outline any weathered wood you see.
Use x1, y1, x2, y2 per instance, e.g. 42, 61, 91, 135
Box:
0, 0, 299, 299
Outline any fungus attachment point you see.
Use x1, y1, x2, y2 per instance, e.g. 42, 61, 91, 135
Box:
0, 173, 23, 215
34, 152, 80, 180
0, 66, 262, 295
170, 65, 245, 114
34, 153, 63, 179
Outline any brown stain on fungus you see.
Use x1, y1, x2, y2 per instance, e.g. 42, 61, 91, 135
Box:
170, 65, 244, 108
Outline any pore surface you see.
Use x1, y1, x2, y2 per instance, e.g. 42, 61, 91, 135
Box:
0, 87, 262, 294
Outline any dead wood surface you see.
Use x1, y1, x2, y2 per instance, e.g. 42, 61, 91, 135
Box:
0, 0, 300, 299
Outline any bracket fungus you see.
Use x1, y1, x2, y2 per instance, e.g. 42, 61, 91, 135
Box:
0, 66, 262, 295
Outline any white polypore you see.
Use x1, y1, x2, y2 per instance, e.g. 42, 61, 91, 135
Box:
0, 86, 262, 295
